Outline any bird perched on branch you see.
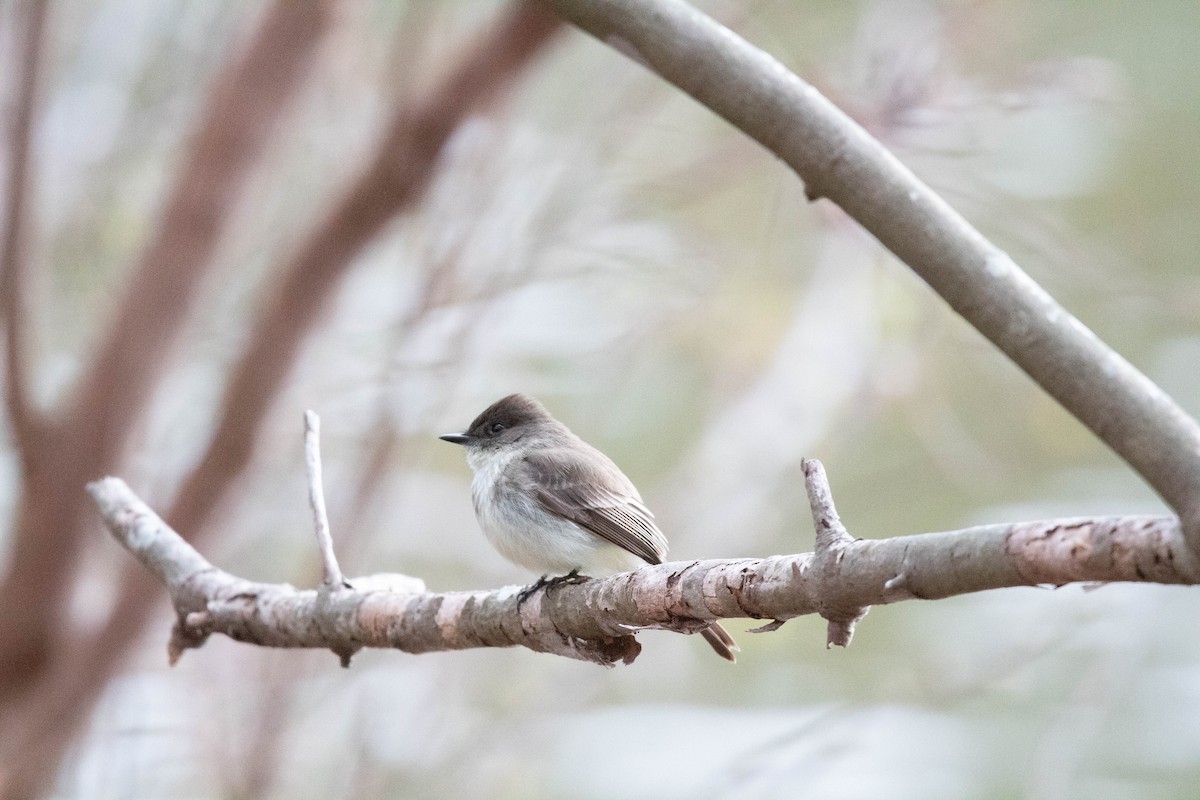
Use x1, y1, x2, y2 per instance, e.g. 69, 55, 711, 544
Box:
441, 393, 738, 662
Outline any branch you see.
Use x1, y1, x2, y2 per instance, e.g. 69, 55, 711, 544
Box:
0, 0, 336, 692
303, 410, 345, 589
166, 0, 563, 540
68, 0, 335, 478
90, 470, 1199, 668
0, 0, 50, 468
539, 0, 1200, 546
802, 459, 867, 648
85, 0, 563, 681
0, 9, 563, 795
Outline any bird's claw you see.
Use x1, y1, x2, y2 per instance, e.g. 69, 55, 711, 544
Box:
516, 575, 550, 607
516, 569, 588, 608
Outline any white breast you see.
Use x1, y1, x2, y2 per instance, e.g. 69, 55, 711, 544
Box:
469, 449, 639, 575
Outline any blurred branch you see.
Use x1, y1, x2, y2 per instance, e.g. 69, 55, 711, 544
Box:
68, 0, 336, 465
0, 7, 562, 798
540, 0, 1200, 547
0, 0, 49, 471
0, 3, 338, 797
90, 466, 1198, 668
96, 0, 563, 674
0, 0, 335, 700
165, 0, 562, 541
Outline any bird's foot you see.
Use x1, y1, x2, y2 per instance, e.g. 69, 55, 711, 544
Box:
517, 575, 550, 607
516, 569, 588, 607
546, 568, 588, 589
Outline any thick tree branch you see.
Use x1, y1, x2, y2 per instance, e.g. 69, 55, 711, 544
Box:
539, 0, 1200, 546
90, 473, 1198, 668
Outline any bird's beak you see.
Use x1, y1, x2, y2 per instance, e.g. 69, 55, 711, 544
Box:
439, 433, 471, 445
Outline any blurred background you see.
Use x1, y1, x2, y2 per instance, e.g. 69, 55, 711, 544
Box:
2, 0, 1200, 797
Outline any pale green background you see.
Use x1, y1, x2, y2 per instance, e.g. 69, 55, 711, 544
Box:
5, 1, 1200, 797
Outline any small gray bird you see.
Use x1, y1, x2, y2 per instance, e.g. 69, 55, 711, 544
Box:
440, 393, 738, 662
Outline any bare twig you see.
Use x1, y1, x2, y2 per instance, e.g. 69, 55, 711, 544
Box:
90, 476, 1200, 668
304, 410, 345, 589
802, 459, 868, 648
540, 0, 1200, 546
803, 459, 850, 553
0, 0, 49, 469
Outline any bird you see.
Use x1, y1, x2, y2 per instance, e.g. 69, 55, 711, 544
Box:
440, 393, 738, 662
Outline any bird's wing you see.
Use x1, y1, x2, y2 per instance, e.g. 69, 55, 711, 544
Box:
524, 447, 668, 565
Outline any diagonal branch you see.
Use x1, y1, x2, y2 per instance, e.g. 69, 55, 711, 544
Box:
539, 0, 1200, 546
165, 0, 563, 541
0, 0, 50, 471
90, 474, 1199, 668
67, 0, 336, 482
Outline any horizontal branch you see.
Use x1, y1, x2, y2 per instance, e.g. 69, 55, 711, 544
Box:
89, 476, 1200, 668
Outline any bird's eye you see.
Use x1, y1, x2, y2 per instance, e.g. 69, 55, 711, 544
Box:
489, 422, 505, 435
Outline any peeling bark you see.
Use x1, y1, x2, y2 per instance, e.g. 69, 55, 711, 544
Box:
89, 473, 1197, 668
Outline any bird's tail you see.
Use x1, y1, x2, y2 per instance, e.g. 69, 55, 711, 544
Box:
701, 622, 739, 663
